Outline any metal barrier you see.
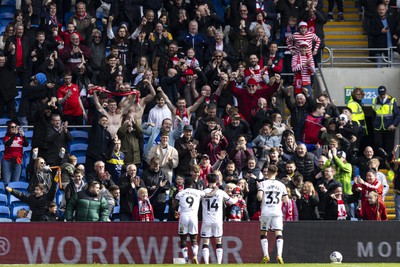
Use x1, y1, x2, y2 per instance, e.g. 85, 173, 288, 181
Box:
320, 46, 400, 67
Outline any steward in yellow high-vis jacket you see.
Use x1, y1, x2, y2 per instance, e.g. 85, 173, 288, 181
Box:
347, 87, 367, 135
372, 86, 400, 155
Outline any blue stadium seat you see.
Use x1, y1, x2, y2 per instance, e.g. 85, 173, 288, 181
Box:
1, 0, 17, 6
0, 182, 4, 194
0, 118, 11, 125
70, 130, 88, 145
0, 18, 12, 26
64, 12, 74, 25
24, 131, 33, 140
0, 206, 10, 218
0, 6, 15, 14
8, 181, 29, 194
9, 195, 24, 207
15, 217, 31, 222
0, 194, 7, 206
0, 218, 12, 222
0, 25, 6, 35
0, 13, 14, 19
0, 144, 4, 159
11, 205, 29, 220
69, 143, 88, 157
76, 156, 86, 164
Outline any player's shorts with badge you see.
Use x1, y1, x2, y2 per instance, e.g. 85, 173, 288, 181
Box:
260, 215, 283, 231
179, 214, 198, 235
200, 222, 223, 238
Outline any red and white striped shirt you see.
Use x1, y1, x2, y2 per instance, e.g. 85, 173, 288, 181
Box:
286, 32, 321, 55
291, 53, 315, 86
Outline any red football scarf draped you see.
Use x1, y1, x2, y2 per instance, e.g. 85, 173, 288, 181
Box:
88, 86, 140, 103
76, 11, 87, 20
293, 53, 311, 95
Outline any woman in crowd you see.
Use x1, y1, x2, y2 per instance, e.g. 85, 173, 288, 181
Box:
1, 121, 29, 185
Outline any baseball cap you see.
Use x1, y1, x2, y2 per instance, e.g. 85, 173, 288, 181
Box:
299, 41, 308, 47
337, 151, 346, 159
184, 69, 194, 76
201, 154, 210, 159
298, 21, 308, 28
378, 86, 386, 95
247, 78, 258, 86
183, 125, 193, 131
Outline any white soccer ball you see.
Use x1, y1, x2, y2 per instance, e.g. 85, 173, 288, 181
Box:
329, 251, 343, 263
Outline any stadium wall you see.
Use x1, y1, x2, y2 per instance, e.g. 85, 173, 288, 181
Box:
317, 68, 400, 106
0, 221, 398, 264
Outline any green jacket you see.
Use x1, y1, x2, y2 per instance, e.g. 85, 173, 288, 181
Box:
330, 156, 353, 195
65, 189, 109, 221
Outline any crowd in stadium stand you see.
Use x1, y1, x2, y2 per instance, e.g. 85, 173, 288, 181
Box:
0, 0, 399, 222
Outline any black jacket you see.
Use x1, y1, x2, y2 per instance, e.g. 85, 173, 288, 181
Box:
293, 152, 316, 182
86, 120, 113, 161
118, 174, 145, 216
296, 194, 320, 220
11, 180, 57, 221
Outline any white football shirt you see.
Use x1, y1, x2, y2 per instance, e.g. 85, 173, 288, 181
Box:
201, 189, 234, 224
258, 179, 288, 217
176, 188, 206, 215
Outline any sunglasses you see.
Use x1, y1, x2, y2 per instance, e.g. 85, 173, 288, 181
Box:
10, 125, 17, 128
39, 162, 46, 164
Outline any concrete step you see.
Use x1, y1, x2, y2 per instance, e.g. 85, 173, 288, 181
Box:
325, 40, 368, 47
327, 21, 362, 27
324, 28, 364, 35
385, 195, 394, 201
325, 34, 366, 40
387, 207, 395, 214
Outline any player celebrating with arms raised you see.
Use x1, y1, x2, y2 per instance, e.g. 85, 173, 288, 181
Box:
257, 165, 288, 264
173, 177, 218, 264
201, 174, 237, 264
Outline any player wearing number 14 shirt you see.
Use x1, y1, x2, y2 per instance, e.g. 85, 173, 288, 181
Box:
201, 174, 237, 264
257, 165, 288, 264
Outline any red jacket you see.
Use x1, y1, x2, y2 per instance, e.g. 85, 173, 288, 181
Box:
356, 199, 387, 220
353, 179, 383, 204
229, 80, 280, 124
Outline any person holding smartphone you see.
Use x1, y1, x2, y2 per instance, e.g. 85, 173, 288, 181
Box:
1, 121, 29, 185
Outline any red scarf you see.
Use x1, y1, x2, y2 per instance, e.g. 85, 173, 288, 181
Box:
138, 199, 154, 222
16, 37, 23, 67
88, 86, 140, 103
293, 53, 311, 95
76, 11, 87, 20
337, 199, 347, 220
283, 199, 294, 221
308, 18, 316, 34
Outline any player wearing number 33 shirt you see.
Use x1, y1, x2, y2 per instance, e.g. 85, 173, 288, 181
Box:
201, 174, 237, 264
257, 165, 288, 264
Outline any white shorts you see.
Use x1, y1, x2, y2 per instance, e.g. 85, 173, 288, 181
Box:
260, 215, 283, 231
178, 214, 198, 235
200, 222, 223, 238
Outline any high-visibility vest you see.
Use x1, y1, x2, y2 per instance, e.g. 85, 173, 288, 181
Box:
347, 97, 367, 134
372, 97, 396, 130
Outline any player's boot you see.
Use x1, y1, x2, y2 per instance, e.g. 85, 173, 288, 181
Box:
261, 255, 270, 263
277, 256, 284, 264
192, 256, 199, 264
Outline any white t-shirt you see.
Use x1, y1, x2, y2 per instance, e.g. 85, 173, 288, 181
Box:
201, 189, 234, 224
176, 188, 206, 216
258, 179, 288, 217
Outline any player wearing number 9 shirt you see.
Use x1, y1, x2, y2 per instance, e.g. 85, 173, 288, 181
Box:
174, 178, 217, 264
257, 165, 288, 264
201, 174, 237, 264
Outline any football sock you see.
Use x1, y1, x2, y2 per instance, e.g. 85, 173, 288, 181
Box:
276, 236, 284, 258
182, 247, 188, 262
192, 244, 199, 257
261, 235, 269, 257
202, 248, 209, 264
216, 248, 223, 264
